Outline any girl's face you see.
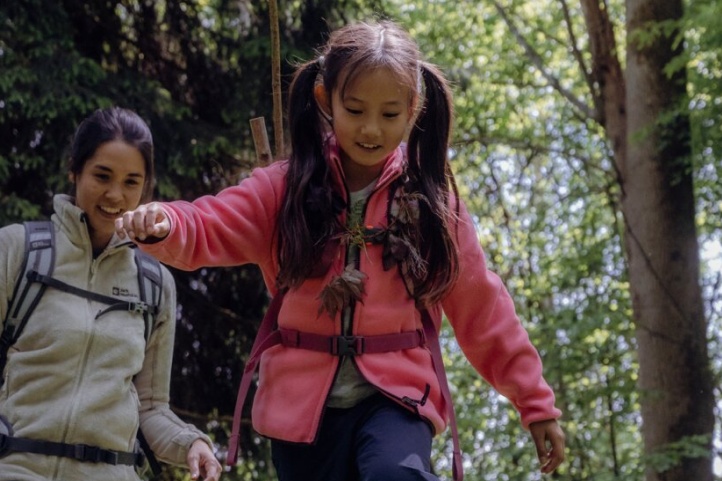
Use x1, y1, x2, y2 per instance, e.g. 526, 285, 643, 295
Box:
319, 67, 415, 191
70, 140, 146, 251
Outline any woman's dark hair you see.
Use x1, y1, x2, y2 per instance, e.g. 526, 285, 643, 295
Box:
278, 20, 460, 306
68, 107, 155, 203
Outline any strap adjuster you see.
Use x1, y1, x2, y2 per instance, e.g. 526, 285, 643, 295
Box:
331, 336, 364, 356
75, 443, 116, 464
129, 301, 149, 315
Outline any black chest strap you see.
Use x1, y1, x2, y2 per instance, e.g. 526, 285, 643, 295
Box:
25, 270, 159, 320
0, 432, 145, 467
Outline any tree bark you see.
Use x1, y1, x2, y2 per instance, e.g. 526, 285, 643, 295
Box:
624, 1, 715, 480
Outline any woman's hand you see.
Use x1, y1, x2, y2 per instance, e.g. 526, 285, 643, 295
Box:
187, 439, 222, 481
529, 419, 566, 474
115, 202, 170, 242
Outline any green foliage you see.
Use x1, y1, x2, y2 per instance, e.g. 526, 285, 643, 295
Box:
387, 0, 719, 479
645, 434, 713, 473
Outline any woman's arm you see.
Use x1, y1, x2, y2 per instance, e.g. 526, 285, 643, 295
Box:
134, 266, 221, 480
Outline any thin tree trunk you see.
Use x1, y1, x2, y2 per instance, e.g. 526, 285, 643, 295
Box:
624, 1, 715, 480
268, 0, 284, 159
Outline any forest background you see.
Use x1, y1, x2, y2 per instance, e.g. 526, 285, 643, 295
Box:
1, 1, 720, 480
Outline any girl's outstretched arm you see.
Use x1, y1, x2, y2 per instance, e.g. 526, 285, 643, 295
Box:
529, 419, 566, 474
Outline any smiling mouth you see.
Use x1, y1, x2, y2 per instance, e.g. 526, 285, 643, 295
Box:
99, 206, 122, 215
358, 142, 381, 150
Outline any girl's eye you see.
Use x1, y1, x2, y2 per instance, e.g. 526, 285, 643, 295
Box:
346, 108, 362, 115
384, 113, 401, 119
125, 179, 141, 187
95, 174, 110, 182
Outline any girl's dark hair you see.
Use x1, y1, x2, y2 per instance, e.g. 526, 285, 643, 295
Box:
68, 107, 155, 203
278, 20, 460, 305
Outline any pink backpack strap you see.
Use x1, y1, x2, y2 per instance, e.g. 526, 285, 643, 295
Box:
420, 309, 464, 480
226, 290, 285, 466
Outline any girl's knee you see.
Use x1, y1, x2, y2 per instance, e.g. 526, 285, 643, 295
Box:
360, 456, 438, 481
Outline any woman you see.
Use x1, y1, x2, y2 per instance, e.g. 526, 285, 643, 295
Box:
0, 107, 221, 481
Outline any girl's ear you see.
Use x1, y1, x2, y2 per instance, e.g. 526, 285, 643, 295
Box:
314, 84, 333, 120
68, 172, 76, 184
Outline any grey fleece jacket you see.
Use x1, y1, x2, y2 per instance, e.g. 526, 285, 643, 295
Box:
0, 195, 211, 481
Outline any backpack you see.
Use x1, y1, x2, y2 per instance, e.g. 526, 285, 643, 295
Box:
0, 220, 163, 475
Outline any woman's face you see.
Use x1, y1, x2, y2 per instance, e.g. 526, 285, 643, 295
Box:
70, 140, 146, 251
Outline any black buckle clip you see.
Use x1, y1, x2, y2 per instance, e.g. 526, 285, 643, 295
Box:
75, 444, 116, 464
130, 301, 149, 315
332, 336, 364, 356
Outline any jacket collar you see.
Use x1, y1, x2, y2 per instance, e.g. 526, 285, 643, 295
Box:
53, 194, 132, 253
323, 135, 406, 197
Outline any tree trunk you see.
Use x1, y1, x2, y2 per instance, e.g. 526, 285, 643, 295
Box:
624, 1, 715, 480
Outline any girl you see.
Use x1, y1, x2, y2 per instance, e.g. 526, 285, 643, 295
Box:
0, 107, 221, 481
117, 21, 565, 481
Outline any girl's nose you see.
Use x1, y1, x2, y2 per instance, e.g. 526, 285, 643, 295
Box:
360, 120, 380, 136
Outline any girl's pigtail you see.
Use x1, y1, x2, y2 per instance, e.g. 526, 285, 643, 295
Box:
408, 62, 453, 188
287, 59, 324, 177
278, 58, 333, 289
406, 62, 460, 305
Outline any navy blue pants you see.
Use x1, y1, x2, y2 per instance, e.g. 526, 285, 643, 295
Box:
271, 394, 439, 481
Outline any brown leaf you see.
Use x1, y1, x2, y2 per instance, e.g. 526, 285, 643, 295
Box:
317, 265, 368, 319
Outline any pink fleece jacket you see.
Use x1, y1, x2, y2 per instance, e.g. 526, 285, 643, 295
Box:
139, 140, 562, 443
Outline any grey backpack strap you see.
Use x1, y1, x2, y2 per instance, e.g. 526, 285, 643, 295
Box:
1, 221, 55, 372
133, 248, 162, 342
132, 248, 164, 477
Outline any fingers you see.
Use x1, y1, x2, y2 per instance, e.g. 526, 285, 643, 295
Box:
543, 427, 566, 474
187, 440, 222, 481
115, 202, 170, 241
196, 454, 223, 481
204, 458, 223, 481
188, 451, 200, 480
529, 419, 566, 474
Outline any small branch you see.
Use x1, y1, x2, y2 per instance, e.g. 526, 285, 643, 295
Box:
559, 0, 595, 92
491, 0, 597, 122
250, 117, 273, 165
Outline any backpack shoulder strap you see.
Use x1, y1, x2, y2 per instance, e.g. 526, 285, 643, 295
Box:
133, 248, 163, 343
131, 248, 164, 477
1, 220, 55, 375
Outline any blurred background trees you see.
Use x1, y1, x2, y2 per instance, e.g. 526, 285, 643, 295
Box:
1, 1, 719, 480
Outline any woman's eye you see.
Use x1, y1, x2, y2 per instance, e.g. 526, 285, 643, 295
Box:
384, 112, 401, 119
346, 108, 362, 115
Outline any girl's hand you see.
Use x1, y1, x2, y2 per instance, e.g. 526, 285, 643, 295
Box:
115, 202, 170, 242
187, 439, 222, 481
529, 419, 565, 474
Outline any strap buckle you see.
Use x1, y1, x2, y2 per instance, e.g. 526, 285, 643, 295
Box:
75, 444, 117, 464
331, 336, 364, 356
129, 301, 149, 315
